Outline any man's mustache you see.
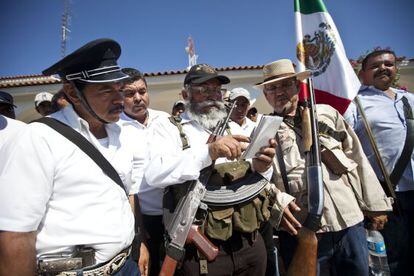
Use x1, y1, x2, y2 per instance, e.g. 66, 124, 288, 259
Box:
197, 100, 222, 108
374, 70, 391, 78
109, 104, 124, 113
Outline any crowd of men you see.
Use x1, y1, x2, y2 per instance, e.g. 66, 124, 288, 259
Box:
0, 38, 412, 276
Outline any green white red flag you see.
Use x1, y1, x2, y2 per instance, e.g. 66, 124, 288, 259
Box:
294, 0, 360, 114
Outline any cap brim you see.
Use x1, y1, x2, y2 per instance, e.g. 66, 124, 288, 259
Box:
75, 70, 130, 83
190, 75, 230, 85
255, 70, 311, 87
0, 99, 16, 107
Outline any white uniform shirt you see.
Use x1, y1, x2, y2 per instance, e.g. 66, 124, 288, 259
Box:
0, 115, 26, 151
118, 108, 169, 215
229, 117, 257, 137
0, 106, 135, 264
120, 108, 170, 130
145, 112, 272, 190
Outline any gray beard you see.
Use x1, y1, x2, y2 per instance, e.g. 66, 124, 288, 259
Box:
186, 100, 227, 130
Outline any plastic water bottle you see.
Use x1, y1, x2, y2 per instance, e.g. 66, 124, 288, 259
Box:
366, 230, 390, 276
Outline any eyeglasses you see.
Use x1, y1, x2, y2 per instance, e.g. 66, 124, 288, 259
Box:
189, 86, 226, 97
263, 79, 297, 94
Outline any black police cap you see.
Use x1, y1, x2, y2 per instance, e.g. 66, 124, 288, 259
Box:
42, 38, 129, 83
184, 64, 230, 86
0, 91, 16, 107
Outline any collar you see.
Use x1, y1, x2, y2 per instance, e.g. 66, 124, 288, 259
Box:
179, 111, 193, 124
53, 105, 121, 136
359, 85, 407, 100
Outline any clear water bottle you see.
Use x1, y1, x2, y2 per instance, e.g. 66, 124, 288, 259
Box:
366, 230, 390, 276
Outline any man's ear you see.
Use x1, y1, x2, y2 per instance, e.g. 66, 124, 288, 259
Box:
63, 83, 81, 105
358, 70, 365, 83
182, 88, 189, 100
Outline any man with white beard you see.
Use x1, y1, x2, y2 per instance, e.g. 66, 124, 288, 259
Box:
145, 64, 276, 275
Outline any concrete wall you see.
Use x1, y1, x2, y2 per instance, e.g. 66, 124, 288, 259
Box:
2, 63, 413, 123
2, 69, 273, 123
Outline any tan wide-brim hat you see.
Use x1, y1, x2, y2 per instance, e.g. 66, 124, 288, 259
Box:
255, 59, 311, 87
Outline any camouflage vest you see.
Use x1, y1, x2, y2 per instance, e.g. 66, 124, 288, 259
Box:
164, 116, 271, 241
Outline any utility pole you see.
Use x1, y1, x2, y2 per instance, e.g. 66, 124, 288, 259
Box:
61, 0, 71, 58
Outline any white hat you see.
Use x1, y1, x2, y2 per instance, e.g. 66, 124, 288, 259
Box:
255, 59, 311, 87
229, 87, 251, 101
34, 92, 53, 107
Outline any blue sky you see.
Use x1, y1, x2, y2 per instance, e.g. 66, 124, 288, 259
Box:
1, 0, 413, 77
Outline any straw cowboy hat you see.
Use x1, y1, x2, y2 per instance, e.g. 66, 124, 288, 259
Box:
255, 59, 311, 87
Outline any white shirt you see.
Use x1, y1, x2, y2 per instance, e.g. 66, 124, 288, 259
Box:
0, 106, 135, 264
120, 108, 170, 130
118, 108, 169, 215
229, 117, 257, 137
145, 112, 272, 190
0, 115, 26, 151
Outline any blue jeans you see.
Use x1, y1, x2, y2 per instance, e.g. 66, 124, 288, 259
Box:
113, 257, 140, 276
278, 222, 368, 276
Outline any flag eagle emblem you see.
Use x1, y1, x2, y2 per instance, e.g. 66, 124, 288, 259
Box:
296, 22, 336, 77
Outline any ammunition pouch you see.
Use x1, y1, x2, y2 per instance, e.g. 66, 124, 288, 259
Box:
164, 161, 271, 241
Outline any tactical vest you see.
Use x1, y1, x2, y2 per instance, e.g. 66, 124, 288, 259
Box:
164, 116, 271, 241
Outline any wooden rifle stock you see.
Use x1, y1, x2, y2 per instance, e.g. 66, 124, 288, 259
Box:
159, 255, 178, 276
287, 228, 318, 276
301, 106, 312, 151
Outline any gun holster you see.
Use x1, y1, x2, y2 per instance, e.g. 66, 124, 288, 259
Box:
37, 247, 95, 275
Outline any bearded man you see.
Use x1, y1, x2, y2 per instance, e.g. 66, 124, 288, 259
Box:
145, 64, 276, 275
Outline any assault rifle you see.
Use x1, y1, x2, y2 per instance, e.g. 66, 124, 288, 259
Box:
159, 102, 236, 276
287, 78, 323, 276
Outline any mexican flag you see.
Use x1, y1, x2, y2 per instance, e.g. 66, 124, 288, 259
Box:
294, 0, 360, 114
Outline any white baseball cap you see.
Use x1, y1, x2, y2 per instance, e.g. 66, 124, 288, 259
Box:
34, 92, 53, 107
229, 87, 251, 101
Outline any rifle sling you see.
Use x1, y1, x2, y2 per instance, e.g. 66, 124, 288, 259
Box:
33, 117, 128, 196
389, 96, 414, 185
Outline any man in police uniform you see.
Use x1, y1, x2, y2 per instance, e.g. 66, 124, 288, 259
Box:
0, 39, 148, 275
259, 59, 393, 275
145, 64, 276, 275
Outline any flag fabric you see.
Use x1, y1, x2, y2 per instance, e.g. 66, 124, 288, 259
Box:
294, 0, 360, 114
185, 36, 198, 68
